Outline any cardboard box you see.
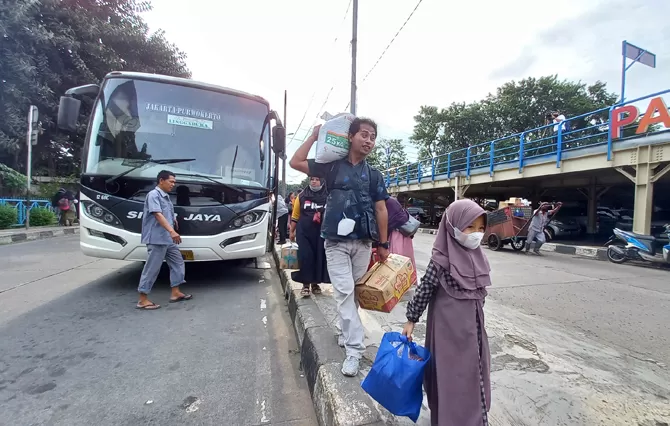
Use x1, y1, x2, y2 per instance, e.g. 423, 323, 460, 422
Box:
280, 243, 299, 269
355, 254, 415, 313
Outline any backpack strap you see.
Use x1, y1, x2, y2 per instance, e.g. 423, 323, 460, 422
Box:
325, 161, 340, 192
367, 164, 378, 198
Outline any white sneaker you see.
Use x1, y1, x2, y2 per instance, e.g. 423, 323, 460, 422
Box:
341, 356, 360, 377
337, 334, 345, 347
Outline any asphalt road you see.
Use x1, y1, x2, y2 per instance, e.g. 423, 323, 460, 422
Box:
0, 236, 315, 426
411, 233, 670, 367
349, 233, 670, 424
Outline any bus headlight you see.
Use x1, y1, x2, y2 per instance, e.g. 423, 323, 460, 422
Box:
81, 200, 124, 229
228, 210, 265, 230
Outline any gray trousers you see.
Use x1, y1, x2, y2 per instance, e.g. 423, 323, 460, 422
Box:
324, 239, 372, 359
525, 229, 546, 252
138, 244, 186, 294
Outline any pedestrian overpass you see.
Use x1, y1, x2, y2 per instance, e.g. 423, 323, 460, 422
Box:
386, 89, 670, 235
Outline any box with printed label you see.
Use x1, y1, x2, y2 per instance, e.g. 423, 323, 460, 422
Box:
280, 243, 300, 269
355, 254, 414, 313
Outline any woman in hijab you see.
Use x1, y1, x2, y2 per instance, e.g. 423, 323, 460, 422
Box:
289, 177, 330, 296
402, 199, 491, 426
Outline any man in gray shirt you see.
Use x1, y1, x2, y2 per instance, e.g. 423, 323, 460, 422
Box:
526, 202, 562, 255
136, 170, 192, 310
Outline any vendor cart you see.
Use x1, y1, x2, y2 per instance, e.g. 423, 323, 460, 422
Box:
484, 203, 562, 251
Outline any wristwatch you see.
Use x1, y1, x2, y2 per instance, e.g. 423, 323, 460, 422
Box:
379, 241, 390, 249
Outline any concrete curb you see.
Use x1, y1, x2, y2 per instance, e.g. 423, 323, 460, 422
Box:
0, 226, 79, 245
273, 248, 387, 426
539, 242, 608, 261
417, 228, 608, 261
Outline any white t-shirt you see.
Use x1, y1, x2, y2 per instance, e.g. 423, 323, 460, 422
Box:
553, 115, 566, 132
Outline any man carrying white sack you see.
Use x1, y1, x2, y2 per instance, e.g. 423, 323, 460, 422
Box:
290, 117, 390, 377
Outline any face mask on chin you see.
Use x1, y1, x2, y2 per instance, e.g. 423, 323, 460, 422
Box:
310, 184, 323, 192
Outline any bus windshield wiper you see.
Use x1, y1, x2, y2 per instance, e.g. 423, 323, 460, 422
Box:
105, 158, 196, 185
174, 172, 243, 193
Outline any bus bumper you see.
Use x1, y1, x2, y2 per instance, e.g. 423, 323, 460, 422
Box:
79, 216, 268, 262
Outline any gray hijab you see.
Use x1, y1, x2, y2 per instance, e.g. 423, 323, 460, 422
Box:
431, 199, 491, 291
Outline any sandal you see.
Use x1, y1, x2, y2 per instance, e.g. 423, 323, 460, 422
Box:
300, 287, 311, 297
311, 285, 322, 295
136, 302, 161, 310
169, 294, 193, 303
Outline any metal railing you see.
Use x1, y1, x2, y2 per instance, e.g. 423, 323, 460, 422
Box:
386, 89, 670, 187
0, 198, 54, 226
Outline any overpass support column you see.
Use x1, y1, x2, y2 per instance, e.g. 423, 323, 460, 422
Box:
577, 178, 609, 235
587, 179, 597, 235
453, 177, 469, 200
616, 162, 670, 235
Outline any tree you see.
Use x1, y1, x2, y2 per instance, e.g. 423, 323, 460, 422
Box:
410, 76, 619, 164
0, 164, 27, 197
367, 138, 408, 171
279, 179, 307, 198
0, 0, 190, 177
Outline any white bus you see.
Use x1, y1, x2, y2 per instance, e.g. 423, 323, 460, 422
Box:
57, 71, 286, 262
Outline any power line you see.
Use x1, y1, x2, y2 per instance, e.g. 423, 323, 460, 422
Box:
344, 0, 424, 111
287, 0, 353, 149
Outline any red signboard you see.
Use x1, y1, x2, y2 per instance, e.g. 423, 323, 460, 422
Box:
611, 96, 670, 139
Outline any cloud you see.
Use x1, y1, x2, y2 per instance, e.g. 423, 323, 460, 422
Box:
489, 0, 670, 103
488, 48, 538, 81
142, 0, 669, 183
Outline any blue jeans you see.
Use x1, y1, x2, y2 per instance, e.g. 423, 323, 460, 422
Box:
138, 244, 186, 294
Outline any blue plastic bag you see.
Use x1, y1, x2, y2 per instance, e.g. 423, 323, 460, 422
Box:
361, 331, 431, 422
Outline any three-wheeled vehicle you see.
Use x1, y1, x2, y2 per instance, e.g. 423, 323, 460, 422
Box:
484, 203, 562, 251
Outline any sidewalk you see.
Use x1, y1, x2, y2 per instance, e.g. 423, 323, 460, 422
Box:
0, 225, 79, 245
274, 248, 670, 426
417, 228, 608, 261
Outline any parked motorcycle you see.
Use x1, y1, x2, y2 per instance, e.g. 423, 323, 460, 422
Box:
605, 224, 670, 265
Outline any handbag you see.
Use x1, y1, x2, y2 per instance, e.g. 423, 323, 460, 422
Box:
361, 332, 430, 422
398, 214, 420, 237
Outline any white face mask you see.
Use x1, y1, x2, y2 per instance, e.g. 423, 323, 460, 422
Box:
448, 217, 484, 250
310, 184, 323, 192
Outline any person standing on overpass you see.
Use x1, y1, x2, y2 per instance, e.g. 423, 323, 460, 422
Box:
526, 202, 562, 255
136, 170, 192, 310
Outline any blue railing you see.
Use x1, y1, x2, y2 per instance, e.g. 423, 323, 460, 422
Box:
386, 89, 670, 187
0, 198, 54, 226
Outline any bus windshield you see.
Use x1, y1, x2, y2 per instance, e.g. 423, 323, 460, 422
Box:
84, 78, 270, 188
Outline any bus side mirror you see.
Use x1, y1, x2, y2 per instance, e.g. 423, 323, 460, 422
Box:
272, 125, 286, 154
57, 96, 82, 132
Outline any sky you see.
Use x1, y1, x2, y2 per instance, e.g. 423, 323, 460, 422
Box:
142, 0, 670, 183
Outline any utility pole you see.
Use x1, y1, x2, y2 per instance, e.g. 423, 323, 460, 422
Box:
281, 90, 287, 198
25, 105, 39, 230
350, 0, 358, 115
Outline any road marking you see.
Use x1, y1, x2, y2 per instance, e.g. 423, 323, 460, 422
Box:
260, 400, 269, 423
0, 258, 102, 295
183, 397, 201, 413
